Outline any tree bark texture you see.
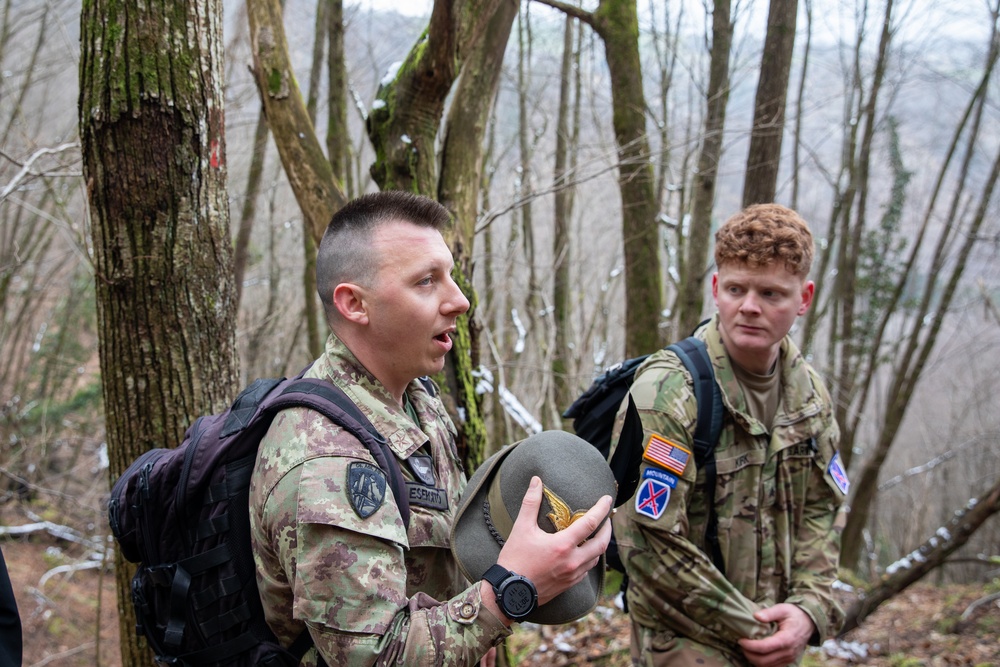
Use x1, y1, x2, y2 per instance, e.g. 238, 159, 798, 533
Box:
366, 0, 505, 194
741, 0, 797, 207
79, 0, 239, 663
247, 0, 346, 244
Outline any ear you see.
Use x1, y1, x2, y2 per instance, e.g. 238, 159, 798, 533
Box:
711, 272, 720, 305
798, 280, 815, 316
333, 283, 369, 325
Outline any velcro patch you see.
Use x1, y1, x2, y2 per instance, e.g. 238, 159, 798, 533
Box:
828, 452, 850, 495
407, 454, 437, 486
347, 461, 386, 519
643, 433, 691, 475
406, 482, 449, 511
642, 466, 678, 488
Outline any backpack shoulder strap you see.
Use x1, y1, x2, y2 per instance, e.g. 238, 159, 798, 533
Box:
666, 336, 725, 574
262, 378, 412, 530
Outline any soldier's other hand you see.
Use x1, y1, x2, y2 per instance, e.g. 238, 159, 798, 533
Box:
497, 476, 612, 606
738, 603, 814, 667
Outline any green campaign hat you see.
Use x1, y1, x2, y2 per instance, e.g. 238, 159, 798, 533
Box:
450, 430, 616, 624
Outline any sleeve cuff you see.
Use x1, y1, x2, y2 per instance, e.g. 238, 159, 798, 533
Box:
785, 596, 828, 645
447, 584, 512, 647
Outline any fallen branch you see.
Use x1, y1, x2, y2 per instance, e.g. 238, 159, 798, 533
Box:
38, 560, 104, 589
839, 477, 1000, 636
0, 521, 105, 554
960, 590, 1000, 621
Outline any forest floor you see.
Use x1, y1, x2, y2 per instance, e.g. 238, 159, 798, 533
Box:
2, 501, 999, 667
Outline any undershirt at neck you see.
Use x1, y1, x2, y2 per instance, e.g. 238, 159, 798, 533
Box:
732, 359, 781, 431
402, 391, 420, 426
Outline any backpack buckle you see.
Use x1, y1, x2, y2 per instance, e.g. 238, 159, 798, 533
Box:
147, 563, 175, 587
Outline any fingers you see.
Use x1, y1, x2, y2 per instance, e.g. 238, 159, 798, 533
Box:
508, 477, 611, 563
511, 476, 543, 530
562, 494, 614, 548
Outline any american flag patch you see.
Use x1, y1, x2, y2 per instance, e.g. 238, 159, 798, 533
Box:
643, 433, 691, 475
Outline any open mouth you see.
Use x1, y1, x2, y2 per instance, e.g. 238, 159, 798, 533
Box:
434, 330, 454, 344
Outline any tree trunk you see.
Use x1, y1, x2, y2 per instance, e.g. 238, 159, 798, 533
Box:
366, 0, 505, 194
79, 1, 239, 664
364, 0, 510, 466
741, 0, 797, 207
540, 0, 663, 358
438, 0, 517, 465
594, 0, 661, 357
306, 0, 328, 123
246, 0, 346, 243
790, 0, 812, 210
233, 108, 270, 308
677, 0, 733, 335
552, 12, 577, 425
326, 0, 352, 193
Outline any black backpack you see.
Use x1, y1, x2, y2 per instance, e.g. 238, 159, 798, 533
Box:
108, 372, 411, 667
563, 336, 726, 574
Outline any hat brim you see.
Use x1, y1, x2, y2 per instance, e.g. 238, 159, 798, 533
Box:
450, 430, 615, 624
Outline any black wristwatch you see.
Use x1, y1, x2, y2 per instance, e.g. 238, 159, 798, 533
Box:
481, 563, 537, 621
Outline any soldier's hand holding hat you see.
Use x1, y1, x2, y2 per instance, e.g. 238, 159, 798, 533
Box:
450, 430, 616, 626
496, 475, 612, 605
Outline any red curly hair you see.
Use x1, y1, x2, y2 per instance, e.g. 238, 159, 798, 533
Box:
714, 203, 815, 278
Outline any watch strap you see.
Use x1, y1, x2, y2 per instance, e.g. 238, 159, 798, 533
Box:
481, 563, 510, 590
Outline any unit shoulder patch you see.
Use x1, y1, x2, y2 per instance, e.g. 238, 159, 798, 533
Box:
347, 461, 386, 519
635, 468, 673, 520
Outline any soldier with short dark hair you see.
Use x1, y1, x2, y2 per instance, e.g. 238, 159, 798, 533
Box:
612, 203, 848, 667
250, 191, 613, 667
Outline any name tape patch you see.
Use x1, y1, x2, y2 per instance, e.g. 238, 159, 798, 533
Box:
406, 482, 449, 511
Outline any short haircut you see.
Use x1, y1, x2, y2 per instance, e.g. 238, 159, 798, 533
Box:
714, 203, 815, 277
316, 191, 452, 312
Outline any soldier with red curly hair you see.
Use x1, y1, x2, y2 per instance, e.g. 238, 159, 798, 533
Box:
612, 203, 848, 667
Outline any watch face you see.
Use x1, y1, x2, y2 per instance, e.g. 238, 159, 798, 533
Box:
501, 579, 535, 618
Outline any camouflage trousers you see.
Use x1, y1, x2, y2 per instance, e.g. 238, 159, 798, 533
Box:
629, 620, 749, 667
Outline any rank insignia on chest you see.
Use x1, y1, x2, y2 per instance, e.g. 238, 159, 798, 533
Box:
635, 468, 673, 520
347, 461, 386, 519
642, 433, 691, 476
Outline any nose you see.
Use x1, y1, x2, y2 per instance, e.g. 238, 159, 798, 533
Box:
739, 292, 762, 314
444, 275, 471, 316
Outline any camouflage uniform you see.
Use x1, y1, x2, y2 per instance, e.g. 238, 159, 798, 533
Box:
611, 315, 847, 666
250, 334, 510, 666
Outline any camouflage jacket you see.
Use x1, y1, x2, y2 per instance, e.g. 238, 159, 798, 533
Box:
250, 334, 510, 666
610, 315, 847, 659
